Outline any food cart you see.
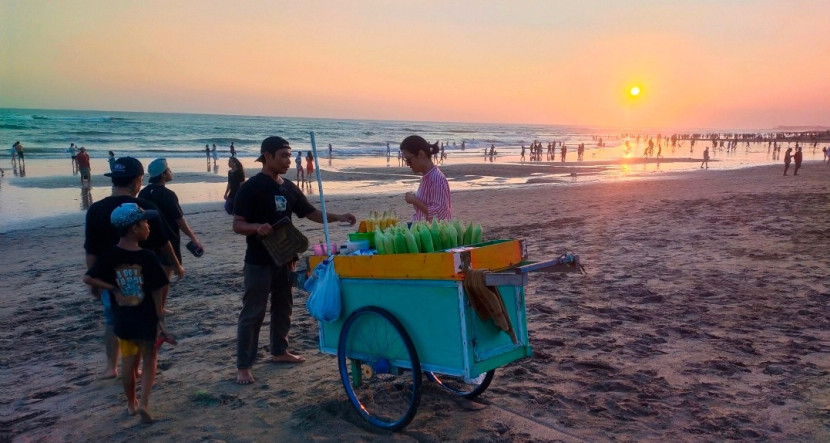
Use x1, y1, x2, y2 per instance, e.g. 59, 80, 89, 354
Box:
307, 239, 581, 431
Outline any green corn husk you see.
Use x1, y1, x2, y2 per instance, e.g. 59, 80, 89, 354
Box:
374, 228, 386, 254
471, 223, 483, 244
419, 224, 435, 252
430, 219, 442, 250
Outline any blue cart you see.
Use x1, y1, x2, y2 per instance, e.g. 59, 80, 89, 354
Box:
310, 240, 581, 430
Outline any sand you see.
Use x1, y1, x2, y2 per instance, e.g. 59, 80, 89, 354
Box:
2, 162, 829, 441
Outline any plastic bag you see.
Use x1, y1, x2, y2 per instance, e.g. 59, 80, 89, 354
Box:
305, 257, 342, 322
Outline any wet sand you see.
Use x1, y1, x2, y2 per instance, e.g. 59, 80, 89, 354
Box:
2, 162, 829, 441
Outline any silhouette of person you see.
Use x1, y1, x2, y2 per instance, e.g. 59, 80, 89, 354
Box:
783, 148, 793, 176
793, 147, 803, 175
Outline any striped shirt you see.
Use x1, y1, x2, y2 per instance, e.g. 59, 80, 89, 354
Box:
413, 166, 451, 221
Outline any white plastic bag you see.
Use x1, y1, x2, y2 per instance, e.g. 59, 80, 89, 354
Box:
305, 257, 342, 322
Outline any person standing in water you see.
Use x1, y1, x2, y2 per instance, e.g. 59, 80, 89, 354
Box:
783, 147, 793, 176
793, 147, 803, 175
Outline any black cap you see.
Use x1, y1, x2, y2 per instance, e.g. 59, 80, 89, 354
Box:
104, 157, 144, 178
256, 136, 291, 162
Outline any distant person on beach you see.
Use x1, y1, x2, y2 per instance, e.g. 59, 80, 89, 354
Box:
13, 141, 24, 164
783, 148, 793, 175
10, 142, 18, 166
793, 147, 803, 175
69, 143, 78, 171
295, 151, 304, 183
211, 144, 218, 165
521, 145, 526, 162
83, 202, 171, 423
328, 143, 332, 156
305, 151, 314, 178
387, 142, 391, 157
401, 135, 452, 221
701, 147, 710, 169
84, 157, 183, 379
205, 145, 210, 161
76, 147, 91, 189
560, 144, 567, 162
230, 142, 236, 157
108, 151, 116, 171
224, 156, 246, 215
139, 158, 204, 315
231, 136, 356, 384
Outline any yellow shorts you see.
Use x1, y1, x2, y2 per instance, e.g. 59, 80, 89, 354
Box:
117, 338, 141, 357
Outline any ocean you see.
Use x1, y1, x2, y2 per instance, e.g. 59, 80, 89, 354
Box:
2, 108, 826, 233
0, 108, 616, 160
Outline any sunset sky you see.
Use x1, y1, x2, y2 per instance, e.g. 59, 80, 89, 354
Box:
2, 1, 828, 129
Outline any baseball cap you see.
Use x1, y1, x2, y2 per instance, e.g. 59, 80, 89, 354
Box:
256, 136, 291, 162
110, 203, 158, 228
104, 157, 144, 178
148, 158, 169, 178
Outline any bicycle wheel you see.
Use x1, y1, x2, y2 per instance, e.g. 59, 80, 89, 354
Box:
426, 369, 494, 399
338, 306, 422, 431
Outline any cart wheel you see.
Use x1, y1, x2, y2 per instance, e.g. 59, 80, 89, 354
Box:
426, 370, 494, 399
338, 306, 422, 431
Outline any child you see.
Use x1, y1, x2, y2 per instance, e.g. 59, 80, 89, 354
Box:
83, 203, 172, 423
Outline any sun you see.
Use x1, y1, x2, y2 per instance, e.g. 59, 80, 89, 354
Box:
629, 86, 641, 97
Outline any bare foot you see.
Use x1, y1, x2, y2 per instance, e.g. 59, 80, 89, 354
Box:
236, 369, 255, 385
99, 369, 118, 380
137, 407, 154, 424
155, 332, 178, 350
127, 401, 137, 416
271, 352, 305, 364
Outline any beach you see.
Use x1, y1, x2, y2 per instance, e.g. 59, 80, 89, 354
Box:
3, 161, 829, 441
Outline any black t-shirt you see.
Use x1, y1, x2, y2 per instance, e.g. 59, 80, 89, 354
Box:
138, 184, 183, 259
234, 173, 315, 265
87, 246, 169, 341
227, 169, 245, 200
84, 195, 171, 258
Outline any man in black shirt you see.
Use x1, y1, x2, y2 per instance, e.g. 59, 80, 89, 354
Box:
232, 136, 356, 385
139, 158, 203, 314
84, 157, 184, 378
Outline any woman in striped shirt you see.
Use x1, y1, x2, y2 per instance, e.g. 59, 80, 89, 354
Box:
400, 135, 452, 221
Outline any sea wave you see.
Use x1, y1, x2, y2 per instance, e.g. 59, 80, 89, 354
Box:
31, 114, 128, 122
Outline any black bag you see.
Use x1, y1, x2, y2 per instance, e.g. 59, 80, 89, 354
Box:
260, 217, 309, 265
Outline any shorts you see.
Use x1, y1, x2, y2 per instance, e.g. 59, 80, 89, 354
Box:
101, 290, 114, 325
80, 168, 90, 179
117, 338, 141, 357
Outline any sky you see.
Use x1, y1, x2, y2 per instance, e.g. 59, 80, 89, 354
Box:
1, 0, 829, 130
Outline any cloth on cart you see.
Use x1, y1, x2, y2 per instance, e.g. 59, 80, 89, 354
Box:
463, 269, 518, 344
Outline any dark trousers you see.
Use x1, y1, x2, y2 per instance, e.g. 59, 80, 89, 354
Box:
236, 262, 293, 369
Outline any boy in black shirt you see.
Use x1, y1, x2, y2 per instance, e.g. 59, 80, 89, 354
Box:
84, 156, 183, 379
84, 203, 170, 423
